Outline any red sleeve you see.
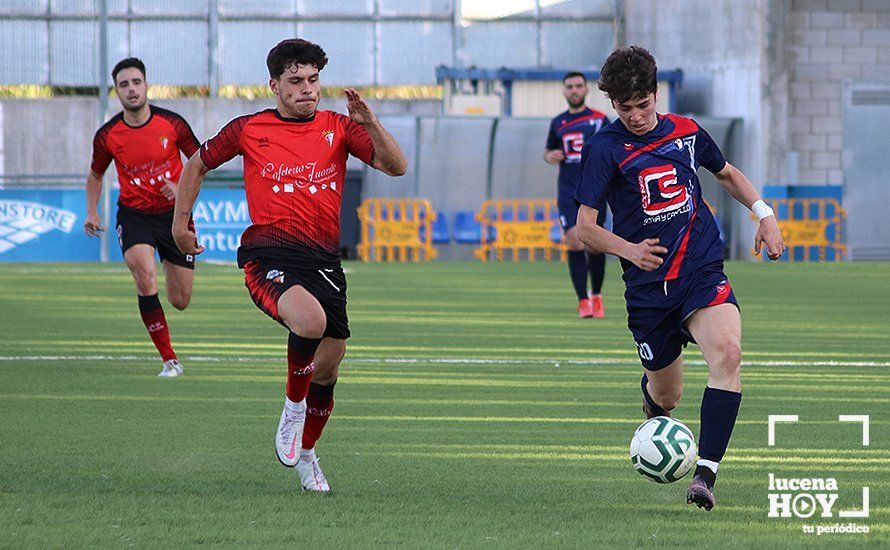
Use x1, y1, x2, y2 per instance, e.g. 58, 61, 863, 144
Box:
89, 125, 114, 176
343, 117, 375, 166
171, 115, 200, 158
200, 115, 250, 169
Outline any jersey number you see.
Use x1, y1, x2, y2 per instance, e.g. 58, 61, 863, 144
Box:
636, 342, 655, 361
637, 163, 688, 216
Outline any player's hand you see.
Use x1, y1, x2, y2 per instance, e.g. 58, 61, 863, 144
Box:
627, 238, 668, 272
754, 215, 785, 261
83, 212, 105, 237
545, 150, 566, 164
344, 88, 376, 125
172, 221, 205, 256
160, 177, 178, 201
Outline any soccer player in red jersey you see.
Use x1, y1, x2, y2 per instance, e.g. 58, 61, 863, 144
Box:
84, 58, 201, 378
172, 39, 406, 492
575, 47, 784, 510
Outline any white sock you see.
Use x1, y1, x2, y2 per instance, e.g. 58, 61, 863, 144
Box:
284, 397, 305, 413
697, 459, 719, 474
300, 447, 316, 462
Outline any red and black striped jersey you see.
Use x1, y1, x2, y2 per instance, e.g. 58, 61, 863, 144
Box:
200, 109, 375, 262
91, 106, 200, 214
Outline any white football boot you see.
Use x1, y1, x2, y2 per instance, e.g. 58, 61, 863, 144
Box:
158, 359, 183, 377
275, 399, 306, 467
297, 453, 331, 492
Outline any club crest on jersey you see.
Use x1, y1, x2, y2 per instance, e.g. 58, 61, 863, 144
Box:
265, 269, 285, 284
624, 143, 634, 151
159, 136, 169, 150
322, 130, 334, 147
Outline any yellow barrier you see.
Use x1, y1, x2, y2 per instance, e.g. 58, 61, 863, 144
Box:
475, 199, 565, 262
357, 198, 438, 262
758, 198, 846, 262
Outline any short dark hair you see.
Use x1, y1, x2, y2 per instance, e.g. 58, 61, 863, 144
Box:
112, 57, 146, 84
563, 71, 587, 83
266, 39, 328, 79
597, 46, 658, 103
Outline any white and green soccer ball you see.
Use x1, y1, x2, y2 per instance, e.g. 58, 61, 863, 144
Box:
630, 416, 697, 483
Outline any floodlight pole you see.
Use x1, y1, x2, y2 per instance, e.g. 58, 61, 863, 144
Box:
98, 0, 110, 262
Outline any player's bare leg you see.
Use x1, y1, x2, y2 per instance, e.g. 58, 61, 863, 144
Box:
684, 303, 743, 510
641, 355, 683, 419
124, 245, 181, 377
565, 227, 593, 318
274, 286, 325, 469
295, 337, 344, 492
161, 260, 194, 311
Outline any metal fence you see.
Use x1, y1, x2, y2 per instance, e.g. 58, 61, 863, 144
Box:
0, 0, 618, 90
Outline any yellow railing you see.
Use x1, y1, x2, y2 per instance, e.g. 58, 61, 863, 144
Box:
357, 198, 438, 262
758, 198, 846, 262
475, 199, 566, 262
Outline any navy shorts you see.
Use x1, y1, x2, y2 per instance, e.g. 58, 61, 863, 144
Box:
625, 263, 738, 371
115, 205, 195, 269
558, 192, 605, 232
243, 258, 350, 339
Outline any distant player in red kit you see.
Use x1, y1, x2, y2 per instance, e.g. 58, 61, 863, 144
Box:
85, 57, 200, 378
173, 39, 406, 491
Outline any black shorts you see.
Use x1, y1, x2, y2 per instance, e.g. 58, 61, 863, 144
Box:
115, 205, 195, 269
243, 257, 349, 339
558, 191, 605, 232
625, 263, 739, 371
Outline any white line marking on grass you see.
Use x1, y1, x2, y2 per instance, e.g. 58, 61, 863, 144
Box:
1, 355, 890, 367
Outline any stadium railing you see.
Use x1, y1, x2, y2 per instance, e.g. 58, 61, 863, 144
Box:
474, 199, 565, 262
759, 198, 846, 262
357, 198, 438, 262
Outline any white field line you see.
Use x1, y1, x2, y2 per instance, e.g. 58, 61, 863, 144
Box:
0, 354, 889, 368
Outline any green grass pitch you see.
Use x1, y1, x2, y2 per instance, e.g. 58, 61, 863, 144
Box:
0, 260, 888, 548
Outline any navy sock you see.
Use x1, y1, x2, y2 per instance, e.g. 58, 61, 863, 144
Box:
567, 250, 588, 300
698, 387, 742, 464
641, 374, 669, 415
587, 252, 605, 294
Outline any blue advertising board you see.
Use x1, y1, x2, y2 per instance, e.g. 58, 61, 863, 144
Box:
1, 187, 249, 263
0, 188, 98, 261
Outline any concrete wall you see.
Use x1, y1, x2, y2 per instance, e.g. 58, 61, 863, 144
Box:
787, 0, 890, 184
625, 0, 890, 187
0, 97, 440, 178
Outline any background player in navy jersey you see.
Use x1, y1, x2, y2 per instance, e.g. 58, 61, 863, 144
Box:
544, 72, 610, 318
84, 58, 201, 378
172, 39, 406, 492
574, 47, 784, 510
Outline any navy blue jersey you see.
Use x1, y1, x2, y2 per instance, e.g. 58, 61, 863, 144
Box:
575, 113, 727, 287
546, 107, 610, 193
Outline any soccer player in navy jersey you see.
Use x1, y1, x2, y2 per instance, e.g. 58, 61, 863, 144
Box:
574, 47, 784, 510
172, 39, 406, 492
544, 72, 610, 318
84, 58, 201, 378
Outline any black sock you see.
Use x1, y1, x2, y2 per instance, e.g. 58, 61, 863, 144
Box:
567, 250, 588, 300
641, 374, 669, 415
587, 252, 605, 294
694, 465, 717, 488
698, 386, 742, 469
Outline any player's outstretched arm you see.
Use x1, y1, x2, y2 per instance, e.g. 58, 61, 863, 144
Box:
576, 205, 667, 271
84, 171, 105, 236
344, 88, 407, 176
172, 153, 209, 256
713, 162, 785, 260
